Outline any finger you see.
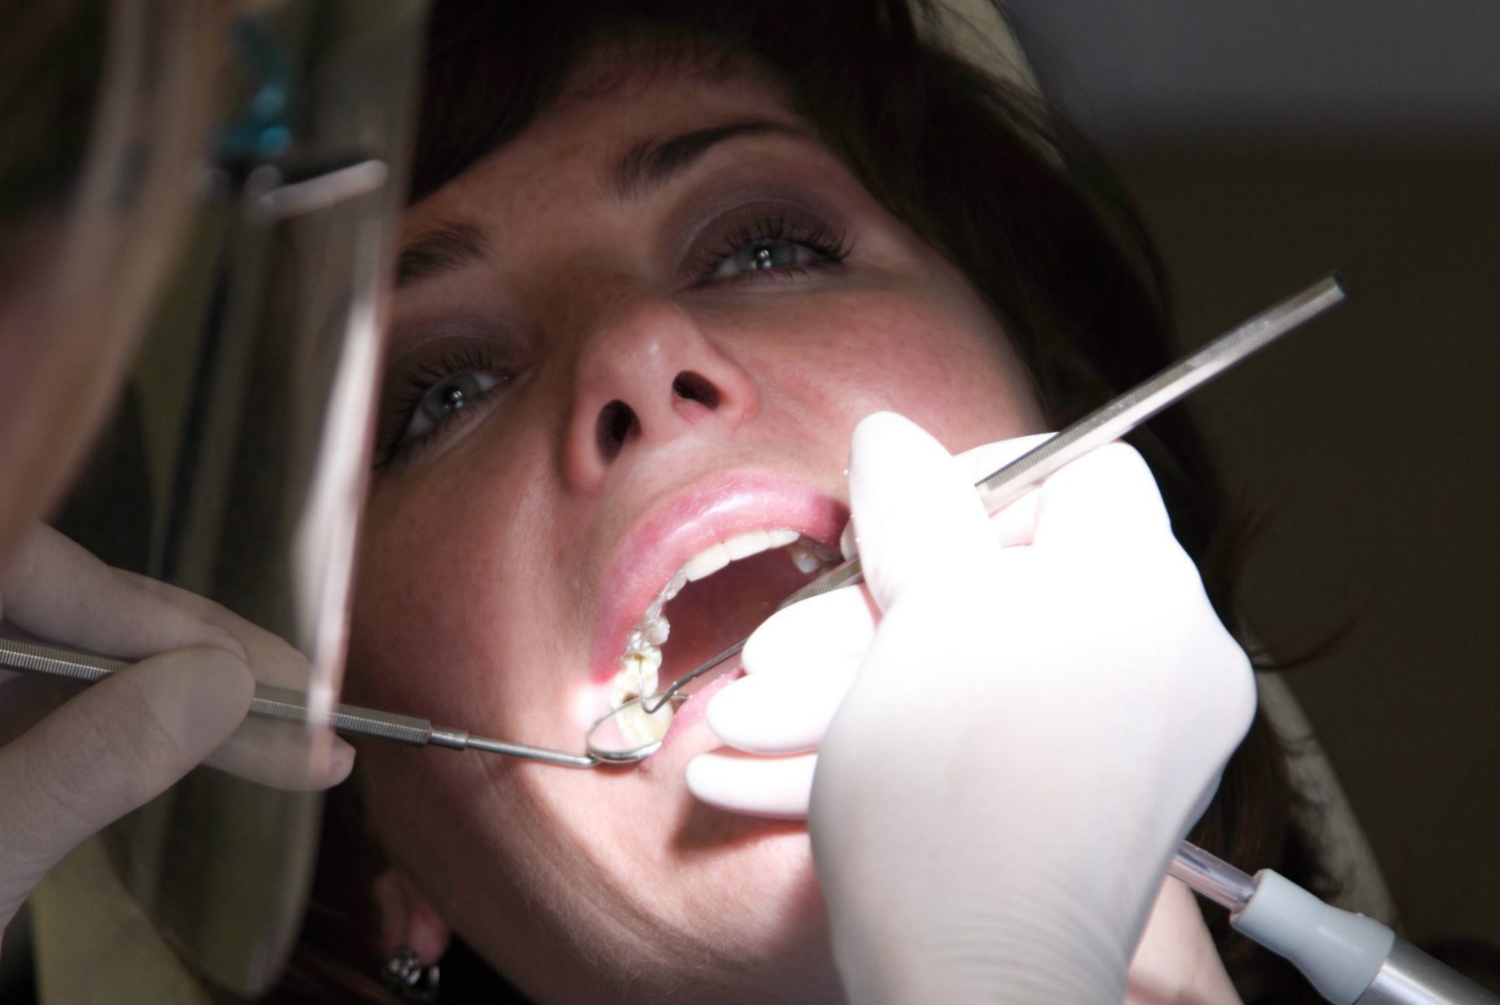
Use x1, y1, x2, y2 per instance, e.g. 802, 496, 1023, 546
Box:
0, 647, 252, 908
714, 588, 877, 753
111, 568, 318, 691
1, 526, 245, 661
840, 433, 1052, 556
708, 662, 858, 755
205, 721, 355, 790
0, 664, 353, 791
3, 527, 354, 790
744, 587, 877, 677
685, 749, 817, 819
846, 413, 1002, 613
954, 432, 1057, 484
2, 526, 322, 694
957, 433, 1056, 547
1031, 442, 1175, 554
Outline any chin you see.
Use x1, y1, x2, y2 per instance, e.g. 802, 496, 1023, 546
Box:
490, 815, 836, 1005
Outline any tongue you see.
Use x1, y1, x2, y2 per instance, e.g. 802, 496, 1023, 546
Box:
659, 548, 815, 688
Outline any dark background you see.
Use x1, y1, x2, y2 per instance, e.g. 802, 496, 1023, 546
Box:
1005, 0, 1500, 951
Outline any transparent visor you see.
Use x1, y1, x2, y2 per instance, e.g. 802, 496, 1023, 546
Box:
0, 2, 428, 997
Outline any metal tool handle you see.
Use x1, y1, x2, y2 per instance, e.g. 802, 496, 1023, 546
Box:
0, 637, 601, 767
974, 274, 1347, 513
784, 275, 1348, 609
637, 275, 1349, 715
0, 638, 434, 746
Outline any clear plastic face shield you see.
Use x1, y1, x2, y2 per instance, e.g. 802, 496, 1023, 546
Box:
0, 0, 426, 995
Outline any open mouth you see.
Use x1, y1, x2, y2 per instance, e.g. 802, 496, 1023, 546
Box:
607, 529, 840, 745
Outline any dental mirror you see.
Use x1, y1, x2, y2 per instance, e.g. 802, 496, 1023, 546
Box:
586, 694, 688, 762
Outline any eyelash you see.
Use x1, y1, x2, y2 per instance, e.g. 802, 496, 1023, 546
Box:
375, 344, 510, 468
692, 210, 853, 285
377, 212, 853, 469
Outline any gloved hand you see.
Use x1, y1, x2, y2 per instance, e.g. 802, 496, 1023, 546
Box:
687, 412, 1255, 1003
0, 524, 355, 950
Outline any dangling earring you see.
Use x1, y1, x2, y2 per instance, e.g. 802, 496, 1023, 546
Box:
381, 946, 441, 1002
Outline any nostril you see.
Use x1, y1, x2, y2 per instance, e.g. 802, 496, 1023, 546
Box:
596, 400, 638, 462
672, 371, 720, 410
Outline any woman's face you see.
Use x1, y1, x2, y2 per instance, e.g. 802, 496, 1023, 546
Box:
350, 55, 1045, 1002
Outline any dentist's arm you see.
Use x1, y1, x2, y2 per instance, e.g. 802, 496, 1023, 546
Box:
690, 413, 1255, 1003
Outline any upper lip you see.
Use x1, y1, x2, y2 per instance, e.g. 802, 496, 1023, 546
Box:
589, 469, 847, 683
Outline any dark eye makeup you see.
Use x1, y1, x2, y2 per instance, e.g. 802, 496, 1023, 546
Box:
685, 205, 853, 287
379, 190, 858, 470
374, 340, 519, 468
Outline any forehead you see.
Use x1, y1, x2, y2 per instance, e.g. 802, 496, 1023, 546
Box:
401, 58, 807, 235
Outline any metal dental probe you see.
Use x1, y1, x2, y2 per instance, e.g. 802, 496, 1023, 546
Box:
2, 275, 1347, 771
0, 638, 598, 768
624, 274, 1348, 724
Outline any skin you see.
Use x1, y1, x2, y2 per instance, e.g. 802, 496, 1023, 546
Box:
348, 54, 1237, 1005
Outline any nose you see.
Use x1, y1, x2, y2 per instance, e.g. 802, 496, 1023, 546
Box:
562, 294, 760, 490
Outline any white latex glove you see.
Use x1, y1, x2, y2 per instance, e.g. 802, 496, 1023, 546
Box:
687, 412, 1255, 1004
0, 524, 355, 950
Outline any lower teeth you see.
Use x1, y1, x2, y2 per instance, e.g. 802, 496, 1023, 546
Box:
786, 543, 827, 574
606, 534, 839, 744
609, 652, 672, 746
608, 695, 675, 748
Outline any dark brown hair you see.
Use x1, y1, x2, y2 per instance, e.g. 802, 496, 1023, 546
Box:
286, 1, 1328, 1000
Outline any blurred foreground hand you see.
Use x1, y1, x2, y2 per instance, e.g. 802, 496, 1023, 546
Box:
0, 524, 354, 953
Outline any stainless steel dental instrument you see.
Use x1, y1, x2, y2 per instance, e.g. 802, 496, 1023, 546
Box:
5, 275, 1348, 773
1172, 840, 1498, 1005
600, 273, 1348, 752
0, 638, 598, 768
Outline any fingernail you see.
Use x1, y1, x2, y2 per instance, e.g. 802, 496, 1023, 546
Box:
329, 739, 356, 781
839, 520, 858, 560
137, 647, 254, 754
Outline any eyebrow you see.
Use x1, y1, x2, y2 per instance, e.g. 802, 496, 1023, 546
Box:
396, 218, 492, 289
608, 119, 803, 200
394, 121, 804, 289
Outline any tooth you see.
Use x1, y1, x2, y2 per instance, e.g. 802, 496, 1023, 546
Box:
683, 542, 731, 581
634, 654, 658, 695
767, 528, 798, 548
787, 544, 824, 574
723, 529, 771, 560
611, 696, 674, 747
617, 527, 823, 705
611, 649, 661, 706
610, 668, 637, 707
629, 659, 646, 696
607, 646, 673, 747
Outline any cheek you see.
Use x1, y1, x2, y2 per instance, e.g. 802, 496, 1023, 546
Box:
741, 286, 1042, 448
349, 440, 576, 733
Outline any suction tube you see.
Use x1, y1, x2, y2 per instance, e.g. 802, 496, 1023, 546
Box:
1172, 844, 1497, 1005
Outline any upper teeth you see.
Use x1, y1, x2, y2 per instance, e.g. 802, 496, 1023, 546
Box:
605, 528, 839, 744
682, 527, 799, 579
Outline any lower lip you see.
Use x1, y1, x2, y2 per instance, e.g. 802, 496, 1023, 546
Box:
656, 664, 745, 753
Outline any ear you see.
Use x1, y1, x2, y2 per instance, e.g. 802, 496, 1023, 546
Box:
373, 868, 453, 965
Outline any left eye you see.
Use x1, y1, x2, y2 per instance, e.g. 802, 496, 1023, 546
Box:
402, 371, 499, 442
712, 239, 817, 279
